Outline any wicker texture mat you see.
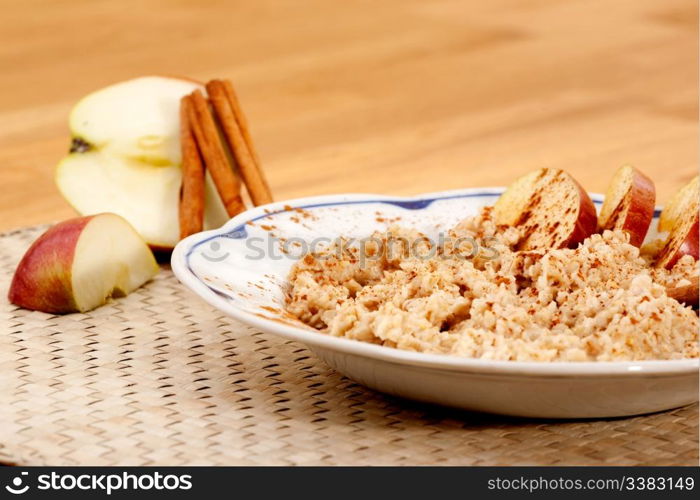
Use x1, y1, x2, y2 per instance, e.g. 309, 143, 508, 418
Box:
0, 225, 698, 466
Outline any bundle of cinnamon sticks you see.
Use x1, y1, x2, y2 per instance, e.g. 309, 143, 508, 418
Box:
179, 79, 273, 239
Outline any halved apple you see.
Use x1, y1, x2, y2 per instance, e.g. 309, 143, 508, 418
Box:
8, 214, 159, 314
56, 76, 229, 250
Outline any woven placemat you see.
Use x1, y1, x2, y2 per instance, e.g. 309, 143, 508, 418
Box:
0, 225, 697, 466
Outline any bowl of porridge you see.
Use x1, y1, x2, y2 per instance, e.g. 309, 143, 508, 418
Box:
172, 183, 698, 418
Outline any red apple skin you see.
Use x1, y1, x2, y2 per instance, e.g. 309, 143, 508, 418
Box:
661, 216, 700, 270
8, 216, 94, 313
564, 178, 598, 248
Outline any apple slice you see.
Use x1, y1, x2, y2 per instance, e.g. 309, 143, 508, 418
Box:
658, 176, 699, 233
8, 213, 159, 314
493, 168, 598, 250
598, 165, 655, 247
56, 76, 230, 249
655, 211, 699, 270
654, 175, 699, 270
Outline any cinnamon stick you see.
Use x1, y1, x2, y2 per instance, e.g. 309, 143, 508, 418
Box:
178, 96, 205, 239
206, 79, 273, 206
187, 89, 245, 217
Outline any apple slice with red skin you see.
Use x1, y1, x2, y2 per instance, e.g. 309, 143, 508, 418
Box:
493, 168, 598, 250
655, 176, 700, 306
659, 214, 699, 308
8, 213, 159, 314
655, 213, 699, 270
654, 175, 699, 272
658, 176, 699, 233
598, 165, 655, 247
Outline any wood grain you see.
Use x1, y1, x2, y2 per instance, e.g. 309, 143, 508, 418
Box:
0, 0, 696, 231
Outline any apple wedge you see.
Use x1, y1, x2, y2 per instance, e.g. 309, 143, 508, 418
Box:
654, 175, 699, 271
8, 214, 159, 314
655, 211, 699, 270
658, 176, 699, 233
56, 76, 230, 250
493, 168, 598, 250
598, 165, 655, 247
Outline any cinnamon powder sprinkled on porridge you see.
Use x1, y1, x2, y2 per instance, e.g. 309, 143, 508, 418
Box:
285, 208, 698, 361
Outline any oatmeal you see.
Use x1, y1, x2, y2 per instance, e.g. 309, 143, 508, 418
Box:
285, 207, 699, 361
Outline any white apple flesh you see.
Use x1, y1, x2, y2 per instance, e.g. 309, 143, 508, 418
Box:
69, 76, 199, 166
8, 213, 159, 314
56, 76, 230, 250
56, 151, 227, 250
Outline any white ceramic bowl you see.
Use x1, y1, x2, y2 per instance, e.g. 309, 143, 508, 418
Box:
171, 189, 699, 418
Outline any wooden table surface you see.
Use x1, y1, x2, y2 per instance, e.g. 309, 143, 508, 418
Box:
0, 0, 697, 232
